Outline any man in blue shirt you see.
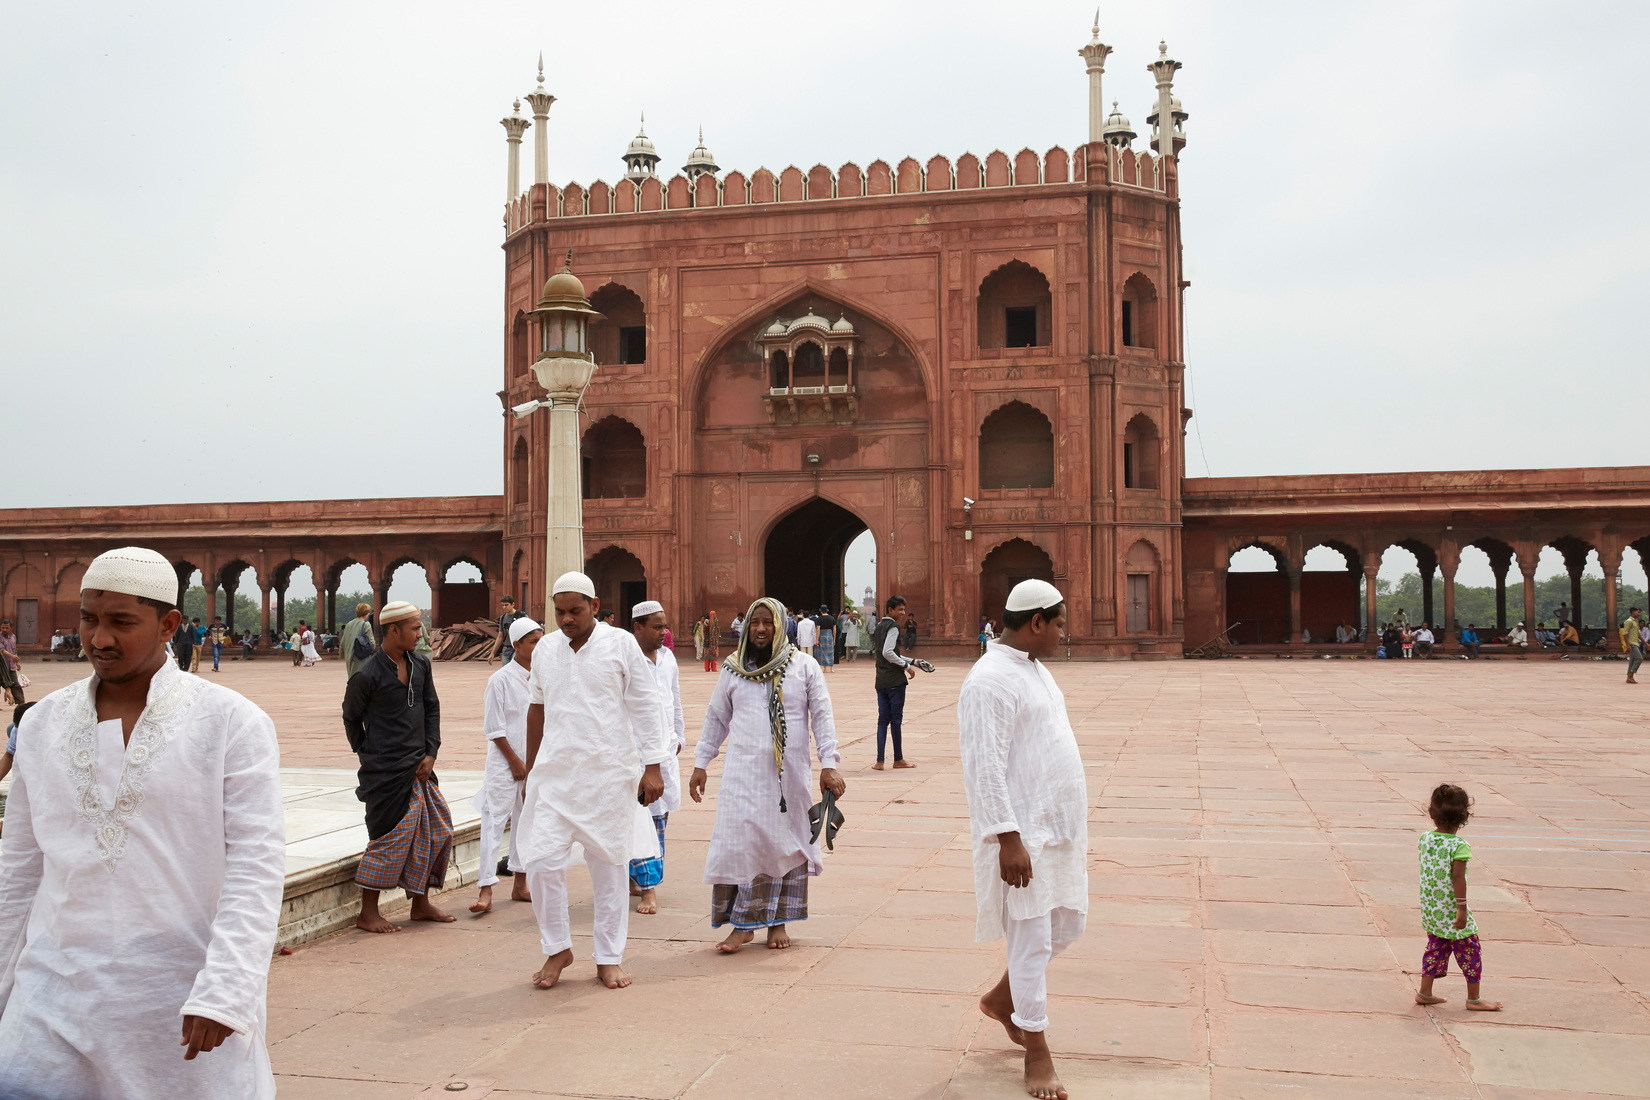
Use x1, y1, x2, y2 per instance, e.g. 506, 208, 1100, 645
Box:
1460, 624, 1480, 659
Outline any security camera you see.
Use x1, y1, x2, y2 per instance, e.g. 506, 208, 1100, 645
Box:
963, 497, 976, 507
511, 400, 543, 419
806, 453, 821, 464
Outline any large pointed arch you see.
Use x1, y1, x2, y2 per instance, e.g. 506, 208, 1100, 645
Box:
760, 495, 872, 615
686, 276, 937, 431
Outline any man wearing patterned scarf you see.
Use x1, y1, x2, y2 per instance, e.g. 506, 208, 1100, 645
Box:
688, 597, 845, 953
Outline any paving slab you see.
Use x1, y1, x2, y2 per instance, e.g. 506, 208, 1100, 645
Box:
14, 655, 1650, 1097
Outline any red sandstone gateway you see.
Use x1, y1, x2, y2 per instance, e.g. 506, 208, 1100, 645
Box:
4, 34, 1646, 657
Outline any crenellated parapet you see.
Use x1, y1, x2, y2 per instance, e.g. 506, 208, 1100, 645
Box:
502, 143, 1172, 234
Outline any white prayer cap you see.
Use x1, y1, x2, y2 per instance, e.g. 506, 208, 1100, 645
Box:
552, 571, 596, 599
1005, 578, 1065, 613
631, 600, 664, 619
379, 601, 420, 624
508, 616, 543, 645
81, 546, 178, 605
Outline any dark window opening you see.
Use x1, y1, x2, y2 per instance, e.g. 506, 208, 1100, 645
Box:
1004, 307, 1037, 349
619, 326, 646, 364
1123, 442, 1136, 488
1121, 301, 1134, 348
581, 456, 592, 499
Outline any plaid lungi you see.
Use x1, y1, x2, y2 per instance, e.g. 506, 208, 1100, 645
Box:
711, 862, 809, 929
354, 777, 453, 895
629, 812, 669, 889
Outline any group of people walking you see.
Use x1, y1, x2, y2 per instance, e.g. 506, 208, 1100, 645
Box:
0, 545, 1102, 1099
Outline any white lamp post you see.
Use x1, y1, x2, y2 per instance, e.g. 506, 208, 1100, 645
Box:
523, 251, 603, 586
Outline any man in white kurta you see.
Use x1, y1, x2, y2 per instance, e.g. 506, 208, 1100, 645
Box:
520, 572, 667, 990
0, 546, 286, 1100
470, 617, 543, 914
627, 602, 684, 915
690, 597, 844, 953
958, 579, 1087, 1100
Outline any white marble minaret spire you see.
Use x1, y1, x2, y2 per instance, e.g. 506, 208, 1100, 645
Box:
524, 54, 555, 186
500, 99, 530, 202
1078, 13, 1114, 145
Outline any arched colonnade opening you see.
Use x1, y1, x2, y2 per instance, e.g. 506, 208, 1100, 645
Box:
762, 498, 869, 617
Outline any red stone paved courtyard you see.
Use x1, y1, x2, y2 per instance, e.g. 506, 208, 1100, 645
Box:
15, 654, 1650, 1097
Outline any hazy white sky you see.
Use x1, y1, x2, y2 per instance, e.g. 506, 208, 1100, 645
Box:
5, 1, 1646, 596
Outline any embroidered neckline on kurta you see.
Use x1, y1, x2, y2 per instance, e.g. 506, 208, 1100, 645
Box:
62, 667, 203, 871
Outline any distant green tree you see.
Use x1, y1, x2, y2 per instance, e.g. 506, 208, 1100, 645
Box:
1370, 574, 1645, 632
179, 587, 375, 634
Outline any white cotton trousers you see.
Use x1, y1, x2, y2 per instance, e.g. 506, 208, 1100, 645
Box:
476, 783, 524, 888
526, 848, 631, 964
1005, 906, 1086, 1032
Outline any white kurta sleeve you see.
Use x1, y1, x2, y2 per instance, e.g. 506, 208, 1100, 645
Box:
695, 670, 736, 770
667, 656, 685, 752
621, 639, 669, 767
483, 673, 509, 744
180, 707, 285, 1034
0, 765, 44, 1010
958, 677, 1021, 842
802, 658, 840, 767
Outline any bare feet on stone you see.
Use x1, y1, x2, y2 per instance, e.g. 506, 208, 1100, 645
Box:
1465, 999, 1503, 1010
980, 973, 1026, 1046
469, 886, 493, 914
636, 889, 658, 914
533, 949, 573, 989
1414, 993, 1446, 1005
356, 911, 400, 934
766, 924, 791, 949
872, 762, 886, 771
511, 879, 531, 903
1023, 1039, 1067, 1100
597, 963, 633, 989
409, 896, 456, 923
716, 930, 755, 954
893, 759, 916, 769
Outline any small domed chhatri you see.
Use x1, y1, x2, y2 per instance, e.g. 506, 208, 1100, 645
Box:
682, 127, 719, 180
786, 309, 830, 335
623, 114, 661, 181
1102, 100, 1135, 149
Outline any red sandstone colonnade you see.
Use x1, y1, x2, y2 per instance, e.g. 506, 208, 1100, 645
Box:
0, 496, 503, 646
1182, 468, 1650, 652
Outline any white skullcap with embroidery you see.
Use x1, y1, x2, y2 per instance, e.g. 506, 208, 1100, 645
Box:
379, 601, 421, 624
81, 546, 179, 605
1005, 578, 1065, 613
508, 616, 542, 645
631, 600, 664, 619
552, 571, 596, 598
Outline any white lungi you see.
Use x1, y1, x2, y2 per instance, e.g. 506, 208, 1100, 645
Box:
1005, 906, 1086, 1032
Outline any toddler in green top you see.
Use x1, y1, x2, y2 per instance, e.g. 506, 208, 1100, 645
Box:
1415, 784, 1502, 1010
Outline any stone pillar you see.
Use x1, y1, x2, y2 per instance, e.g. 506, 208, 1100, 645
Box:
1079, 21, 1113, 145
1569, 564, 1584, 628
525, 57, 554, 188
427, 564, 443, 629
1364, 564, 1379, 647
1442, 564, 1456, 643
501, 100, 530, 202
223, 576, 238, 633
1603, 553, 1620, 640
1420, 562, 1435, 630
1288, 569, 1302, 644
275, 585, 287, 633
327, 587, 338, 632
1522, 565, 1538, 636
259, 584, 271, 642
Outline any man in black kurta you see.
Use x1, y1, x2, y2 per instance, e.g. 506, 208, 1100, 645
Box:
341, 601, 456, 932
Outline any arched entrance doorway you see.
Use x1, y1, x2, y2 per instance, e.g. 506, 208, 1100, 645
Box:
980, 538, 1055, 627
763, 498, 868, 615
586, 546, 647, 628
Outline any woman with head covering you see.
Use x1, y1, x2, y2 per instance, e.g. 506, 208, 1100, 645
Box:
689, 597, 845, 952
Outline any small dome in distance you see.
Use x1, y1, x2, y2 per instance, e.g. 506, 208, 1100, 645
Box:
830, 313, 855, 334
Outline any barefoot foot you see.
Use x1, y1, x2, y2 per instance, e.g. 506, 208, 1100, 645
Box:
510, 880, 532, 903
409, 896, 456, 923
765, 924, 791, 950
1023, 1046, 1067, 1100
716, 930, 755, 954
355, 912, 400, 934
597, 963, 633, 989
1465, 998, 1503, 1011
1414, 993, 1447, 1005
636, 889, 658, 915
980, 994, 1026, 1047
872, 761, 886, 771
532, 948, 573, 989
469, 886, 494, 914
893, 759, 917, 769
